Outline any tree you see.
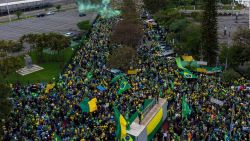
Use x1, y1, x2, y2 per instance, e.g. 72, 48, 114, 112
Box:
56, 5, 61, 11
15, 11, 23, 19
20, 33, 70, 63
111, 0, 143, 48
232, 27, 250, 64
47, 33, 70, 55
0, 83, 12, 139
143, 0, 168, 13
154, 8, 182, 28
221, 69, 241, 83
0, 57, 23, 78
178, 23, 201, 58
107, 46, 137, 71
201, 0, 218, 64
219, 27, 250, 68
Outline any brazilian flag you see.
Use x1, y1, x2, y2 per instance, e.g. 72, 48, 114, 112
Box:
117, 79, 131, 95
54, 133, 61, 141
182, 95, 191, 119
114, 107, 127, 140
80, 98, 97, 112
111, 73, 125, 84
123, 135, 134, 141
180, 70, 197, 79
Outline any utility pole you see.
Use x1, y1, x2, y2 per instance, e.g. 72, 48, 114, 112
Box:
225, 28, 230, 70
5, 0, 11, 22
249, 1, 250, 29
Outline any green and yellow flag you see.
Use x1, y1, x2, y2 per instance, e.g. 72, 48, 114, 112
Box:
111, 73, 125, 83
80, 98, 97, 112
118, 79, 131, 95
114, 107, 127, 140
180, 70, 197, 79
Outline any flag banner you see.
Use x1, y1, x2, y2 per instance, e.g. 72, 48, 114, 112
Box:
182, 95, 191, 119
196, 68, 208, 73
123, 135, 134, 141
127, 70, 137, 75
86, 72, 93, 80
111, 73, 125, 83
210, 97, 224, 106
190, 61, 199, 68
110, 69, 121, 73
80, 98, 97, 112
175, 57, 186, 70
97, 85, 107, 91
114, 107, 127, 140
170, 81, 174, 90
180, 70, 197, 79
118, 79, 131, 95
181, 61, 189, 68
181, 55, 194, 61
147, 108, 163, 140
45, 83, 55, 93
54, 133, 62, 141
159, 87, 163, 98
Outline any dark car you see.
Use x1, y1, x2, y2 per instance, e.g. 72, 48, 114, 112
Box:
79, 13, 86, 17
36, 13, 46, 17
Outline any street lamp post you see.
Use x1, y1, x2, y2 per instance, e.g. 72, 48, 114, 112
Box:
225, 29, 230, 70
5, 0, 11, 22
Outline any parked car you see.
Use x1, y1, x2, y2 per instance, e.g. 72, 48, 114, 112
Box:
36, 13, 46, 17
64, 32, 75, 37
46, 11, 55, 15
79, 13, 86, 17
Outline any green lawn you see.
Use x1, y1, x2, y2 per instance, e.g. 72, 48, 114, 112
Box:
3, 47, 74, 84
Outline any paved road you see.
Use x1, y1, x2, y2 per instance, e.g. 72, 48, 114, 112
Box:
0, 9, 97, 41
0, 2, 77, 23
218, 8, 249, 45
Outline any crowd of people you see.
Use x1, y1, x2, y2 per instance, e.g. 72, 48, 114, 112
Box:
1, 1, 249, 141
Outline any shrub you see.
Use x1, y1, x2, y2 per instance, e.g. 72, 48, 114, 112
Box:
77, 21, 91, 31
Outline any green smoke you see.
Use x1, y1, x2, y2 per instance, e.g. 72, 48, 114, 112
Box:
76, 0, 121, 18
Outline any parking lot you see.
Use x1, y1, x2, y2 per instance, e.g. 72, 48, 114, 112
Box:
0, 9, 97, 40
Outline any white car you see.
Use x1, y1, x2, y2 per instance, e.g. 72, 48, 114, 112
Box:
46, 11, 55, 15
64, 32, 74, 37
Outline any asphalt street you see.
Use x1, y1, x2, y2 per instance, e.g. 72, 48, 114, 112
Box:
0, 9, 97, 41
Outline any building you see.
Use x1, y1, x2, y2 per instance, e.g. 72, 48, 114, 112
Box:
0, 0, 51, 15
0, 0, 74, 15
235, 0, 250, 7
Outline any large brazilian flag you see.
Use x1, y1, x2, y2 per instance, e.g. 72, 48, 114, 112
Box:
117, 79, 131, 95
80, 98, 97, 112
114, 107, 127, 140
